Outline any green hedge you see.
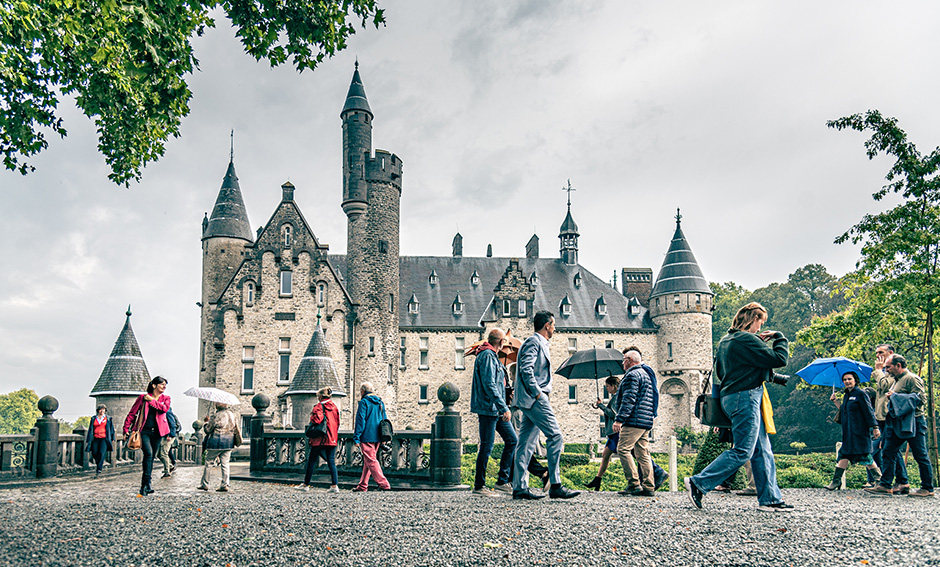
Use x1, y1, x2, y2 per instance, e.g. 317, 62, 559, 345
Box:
560, 453, 590, 466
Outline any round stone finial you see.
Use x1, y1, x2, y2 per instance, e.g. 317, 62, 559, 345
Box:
437, 382, 459, 410
38, 395, 58, 416
252, 393, 271, 413
192, 421, 203, 432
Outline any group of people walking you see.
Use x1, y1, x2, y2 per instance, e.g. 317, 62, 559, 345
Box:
828, 343, 935, 497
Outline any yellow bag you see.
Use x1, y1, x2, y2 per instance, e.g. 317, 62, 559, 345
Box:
761, 385, 776, 435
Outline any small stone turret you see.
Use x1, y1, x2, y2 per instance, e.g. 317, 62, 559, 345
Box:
90, 307, 151, 423
285, 317, 347, 429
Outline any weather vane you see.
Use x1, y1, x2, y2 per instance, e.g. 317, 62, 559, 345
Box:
563, 179, 575, 207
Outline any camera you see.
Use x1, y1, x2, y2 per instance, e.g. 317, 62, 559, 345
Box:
770, 373, 789, 386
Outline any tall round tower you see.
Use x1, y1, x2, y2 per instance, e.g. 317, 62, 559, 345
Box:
199, 158, 253, 407
649, 209, 713, 433
341, 62, 403, 419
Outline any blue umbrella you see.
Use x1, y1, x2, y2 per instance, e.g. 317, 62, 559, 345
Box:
796, 357, 873, 388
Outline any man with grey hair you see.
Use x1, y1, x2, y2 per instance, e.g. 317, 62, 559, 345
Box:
613, 350, 656, 496
353, 381, 391, 491
622, 347, 668, 491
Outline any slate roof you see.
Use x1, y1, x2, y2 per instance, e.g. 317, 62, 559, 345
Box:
650, 216, 711, 297
330, 255, 655, 331
559, 207, 579, 235
203, 160, 254, 242
341, 62, 372, 116
90, 309, 151, 396
285, 321, 347, 397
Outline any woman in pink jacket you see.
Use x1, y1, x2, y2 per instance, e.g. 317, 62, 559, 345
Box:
124, 376, 171, 496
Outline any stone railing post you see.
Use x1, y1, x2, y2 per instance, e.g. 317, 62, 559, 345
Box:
74, 426, 89, 470
431, 382, 462, 486
250, 394, 272, 472
193, 421, 205, 451
35, 396, 60, 479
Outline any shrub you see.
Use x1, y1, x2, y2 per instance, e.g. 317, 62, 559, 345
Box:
563, 443, 596, 454
559, 453, 590, 466
463, 443, 477, 455
777, 466, 826, 488
691, 430, 744, 489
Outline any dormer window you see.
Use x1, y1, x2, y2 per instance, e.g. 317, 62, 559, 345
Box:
452, 294, 463, 315
529, 272, 539, 286
282, 225, 292, 247
573, 272, 582, 288
595, 295, 607, 316
408, 293, 420, 315
470, 270, 480, 286
631, 304, 640, 316
518, 299, 526, 316
502, 299, 511, 317
428, 270, 438, 286
560, 294, 571, 317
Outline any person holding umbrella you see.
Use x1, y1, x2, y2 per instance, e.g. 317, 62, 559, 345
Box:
826, 371, 881, 490
586, 374, 621, 491
198, 401, 241, 492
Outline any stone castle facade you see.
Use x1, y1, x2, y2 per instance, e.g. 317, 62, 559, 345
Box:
197, 64, 714, 449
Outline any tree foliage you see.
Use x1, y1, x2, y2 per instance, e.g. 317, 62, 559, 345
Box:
0, 0, 385, 185
0, 388, 40, 434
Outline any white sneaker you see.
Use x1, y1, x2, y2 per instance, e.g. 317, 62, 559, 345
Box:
328, 486, 340, 493
472, 487, 500, 497
493, 483, 512, 495
294, 484, 310, 492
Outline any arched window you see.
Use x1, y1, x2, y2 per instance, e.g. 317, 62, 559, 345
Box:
282, 225, 292, 247
317, 282, 327, 306
244, 281, 255, 306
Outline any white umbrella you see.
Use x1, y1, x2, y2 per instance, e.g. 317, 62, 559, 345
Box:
183, 386, 240, 406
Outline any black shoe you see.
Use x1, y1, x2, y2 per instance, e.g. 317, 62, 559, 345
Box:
757, 502, 795, 512
145, 485, 155, 494
585, 477, 602, 491
684, 477, 703, 509
654, 473, 669, 492
196, 485, 209, 491
513, 488, 546, 500
630, 489, 656, 497
618, 486, 644, 496
161, 472, 172, 478
548, 485, 580, 499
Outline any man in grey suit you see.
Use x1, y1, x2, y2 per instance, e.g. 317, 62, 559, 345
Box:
511, 311, 580, 500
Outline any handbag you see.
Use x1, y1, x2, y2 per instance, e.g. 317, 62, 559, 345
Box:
233, 425, 243, 446
125, 400, 145, 450
695, 367, 732, 428
378, 418, 394, 442
305, 402, 328, 439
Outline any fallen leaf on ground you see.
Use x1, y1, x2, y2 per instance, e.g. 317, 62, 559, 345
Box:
484, 542, 503, 548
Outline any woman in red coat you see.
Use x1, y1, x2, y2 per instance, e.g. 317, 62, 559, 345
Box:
296, 387, 340, 492
123, 376, 171, 496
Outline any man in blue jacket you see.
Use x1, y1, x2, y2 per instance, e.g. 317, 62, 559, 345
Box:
353, 382, 391, 491
471, 328, 518, 497
614, 351, 656, 496
158, 407, 180, 478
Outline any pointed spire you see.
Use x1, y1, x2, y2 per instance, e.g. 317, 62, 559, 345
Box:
650, 209, 710, 297
203, 159, 253, 242
285, 321, 346, 396
341, 61, 373, 117
90, 308, 152, 396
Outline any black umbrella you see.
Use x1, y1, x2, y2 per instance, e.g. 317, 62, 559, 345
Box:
555, 347, 624, 399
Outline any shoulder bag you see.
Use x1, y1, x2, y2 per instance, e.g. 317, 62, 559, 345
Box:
377, 398, 393, 442
125, 399, 145, 450
694, 365, 732, 429
305, 403, 328, 439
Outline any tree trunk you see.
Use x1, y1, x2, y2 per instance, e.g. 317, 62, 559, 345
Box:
927, 311, 939, 474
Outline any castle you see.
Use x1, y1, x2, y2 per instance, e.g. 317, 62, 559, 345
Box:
194, 64, 714, 449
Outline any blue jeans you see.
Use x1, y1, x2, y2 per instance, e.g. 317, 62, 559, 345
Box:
304, 445, 338, 486
872, 419, 907, 484
880, 415, 933, 491
476, 414, 518, 489
691, 387, 783, 506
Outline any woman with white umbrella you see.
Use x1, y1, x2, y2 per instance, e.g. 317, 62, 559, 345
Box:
198, 402, 241, 492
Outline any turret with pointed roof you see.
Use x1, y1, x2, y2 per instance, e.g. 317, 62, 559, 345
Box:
559, 180, 579, 265
650, 209, 710, 299
90, 307, 152, 423
203, 159, 253, 242
285, 316, 346, 428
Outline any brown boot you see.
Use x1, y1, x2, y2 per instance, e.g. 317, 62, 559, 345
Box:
825, 467, 846, 490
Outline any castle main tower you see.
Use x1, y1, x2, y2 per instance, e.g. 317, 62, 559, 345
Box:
199, 158, 253, 399
649, 210, 713, 432
341, 62, 402, 419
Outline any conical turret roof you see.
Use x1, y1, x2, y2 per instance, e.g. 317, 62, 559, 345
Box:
285, 320, 346, 396
559, 206, 579, 235
90, 307, 151, 396
341, 61, 372, 117
651, 211, 710, 297
202, 160, 253, 242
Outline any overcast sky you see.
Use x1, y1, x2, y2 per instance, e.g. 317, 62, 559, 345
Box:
3, 1, 938, 429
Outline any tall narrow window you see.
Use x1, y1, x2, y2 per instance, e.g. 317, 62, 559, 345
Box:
283, 225, 292, 247
667, 342, 673, 361
278, 338, 291, 383
280, 270, 292, 296
605, 340, 614, 349
242, 346, 255, 393
419, 336, 429, 369
317, 283, 326, 306
673, 294, 680, 305
696, 294, 702, 305
454, 337, 465, 370
568, 338, 578, 353
399, 337, 407, 368
568, 384, 578, 403
389, 293, 395, 313
518, 299, 526, 316
368, 336, 376, 355
388, 364, 394, 384
419, 384, 429, 404
245, 281, 255, 306
502, 299, 511, 317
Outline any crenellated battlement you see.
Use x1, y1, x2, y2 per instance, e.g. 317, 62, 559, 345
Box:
364, 150, 403, 188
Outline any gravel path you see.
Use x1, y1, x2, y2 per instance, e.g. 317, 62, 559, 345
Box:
1, 467, 938, 566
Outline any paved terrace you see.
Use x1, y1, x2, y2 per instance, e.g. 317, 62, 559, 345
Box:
1, 465, 938, 567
